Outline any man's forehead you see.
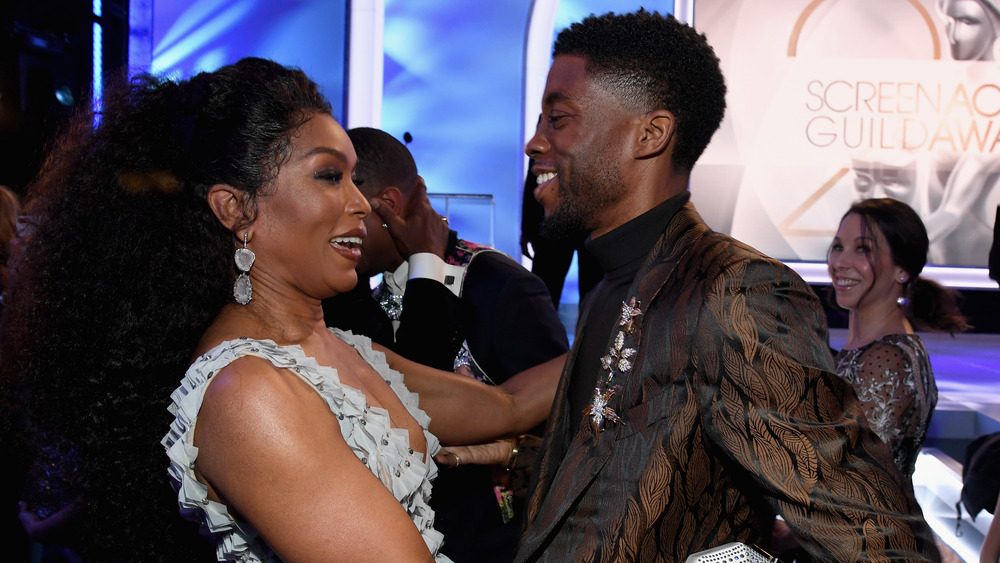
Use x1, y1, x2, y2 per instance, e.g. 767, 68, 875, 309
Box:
543, 56, 593, 103
547, 55, 589, 81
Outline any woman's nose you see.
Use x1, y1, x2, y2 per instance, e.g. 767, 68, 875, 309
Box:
349, 181, 371, 217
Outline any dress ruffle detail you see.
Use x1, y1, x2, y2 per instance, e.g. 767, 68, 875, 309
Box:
162, 328, 449, 562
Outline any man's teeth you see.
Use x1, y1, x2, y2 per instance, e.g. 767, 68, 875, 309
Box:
331, 236, 362, 248
537, 172, 557, 184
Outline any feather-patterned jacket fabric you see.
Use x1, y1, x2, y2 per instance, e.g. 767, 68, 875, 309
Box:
515, 203, 940, 562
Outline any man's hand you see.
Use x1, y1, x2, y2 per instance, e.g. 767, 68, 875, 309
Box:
371, 177, 449, 259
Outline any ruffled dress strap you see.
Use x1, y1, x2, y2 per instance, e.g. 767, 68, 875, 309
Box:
162, 330, 451, 562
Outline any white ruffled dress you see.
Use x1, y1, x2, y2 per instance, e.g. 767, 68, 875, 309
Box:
162, 329, 451, 562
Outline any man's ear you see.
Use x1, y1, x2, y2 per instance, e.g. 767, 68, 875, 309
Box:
374, 186, 405, 214
633, 109, 676, 159
206, 183, 248, 233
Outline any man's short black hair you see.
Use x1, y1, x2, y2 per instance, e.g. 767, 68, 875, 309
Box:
554, 9, 727, 172
347, 127, 419, 197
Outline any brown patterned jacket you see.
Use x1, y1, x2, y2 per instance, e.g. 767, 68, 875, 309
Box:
515, 203, 940, 562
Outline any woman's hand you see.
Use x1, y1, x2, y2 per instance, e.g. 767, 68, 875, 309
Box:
435, 437, 518, 468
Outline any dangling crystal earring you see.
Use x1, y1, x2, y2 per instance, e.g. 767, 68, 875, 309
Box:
896, 296, 910, 307
233, 232, 255, 305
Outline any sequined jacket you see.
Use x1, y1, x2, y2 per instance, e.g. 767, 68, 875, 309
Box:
515, 203, 940, 562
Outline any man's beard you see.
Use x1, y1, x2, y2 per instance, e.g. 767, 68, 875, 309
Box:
538, 160, 623, 241
538, 198, 588, 241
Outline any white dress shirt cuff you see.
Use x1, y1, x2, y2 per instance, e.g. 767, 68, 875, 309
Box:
408, 253, 465, 297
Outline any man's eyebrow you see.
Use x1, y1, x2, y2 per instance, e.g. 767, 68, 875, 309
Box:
543, 90, 573, 107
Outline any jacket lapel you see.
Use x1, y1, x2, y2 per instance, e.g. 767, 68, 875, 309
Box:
519, 203, 710, 559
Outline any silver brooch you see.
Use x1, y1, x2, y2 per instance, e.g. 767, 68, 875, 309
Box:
583, 297, 641, 437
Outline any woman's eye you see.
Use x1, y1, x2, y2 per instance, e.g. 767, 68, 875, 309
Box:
315, 170, 343, 182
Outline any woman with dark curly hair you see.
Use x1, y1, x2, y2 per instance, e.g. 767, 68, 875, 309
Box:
827, 198, 970, 493
0, 57, 553, 562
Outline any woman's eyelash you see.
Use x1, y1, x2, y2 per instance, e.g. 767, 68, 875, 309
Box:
315, 170, 343, 181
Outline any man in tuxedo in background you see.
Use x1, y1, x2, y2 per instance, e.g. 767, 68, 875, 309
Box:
324, 127, 567, 563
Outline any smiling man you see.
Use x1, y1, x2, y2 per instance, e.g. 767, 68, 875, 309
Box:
515, 10, 941, 562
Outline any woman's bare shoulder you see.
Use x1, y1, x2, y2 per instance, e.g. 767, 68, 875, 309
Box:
202, 354, 324, 426
192, 351, 344, 488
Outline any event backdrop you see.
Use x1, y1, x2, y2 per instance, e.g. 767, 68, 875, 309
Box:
692, 0, 1000, 268
128, 0, 674, 292
130, 0, 347, 132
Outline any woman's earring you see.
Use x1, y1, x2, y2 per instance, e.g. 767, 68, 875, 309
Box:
234, 232, 255, 305
896, 296, 910, 307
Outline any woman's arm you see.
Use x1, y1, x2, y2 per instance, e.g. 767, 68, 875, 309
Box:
849, 342, 922, 457
380, 346, 565, 445
17, 499, 83, 543
194, 356, 435, 563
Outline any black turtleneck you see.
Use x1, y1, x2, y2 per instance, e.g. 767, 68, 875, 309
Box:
567, 191, 690, 435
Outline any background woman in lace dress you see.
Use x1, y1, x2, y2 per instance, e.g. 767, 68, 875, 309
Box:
827, 198, 970, 491
772, 198, 969, 561
0, 58, 553, 562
